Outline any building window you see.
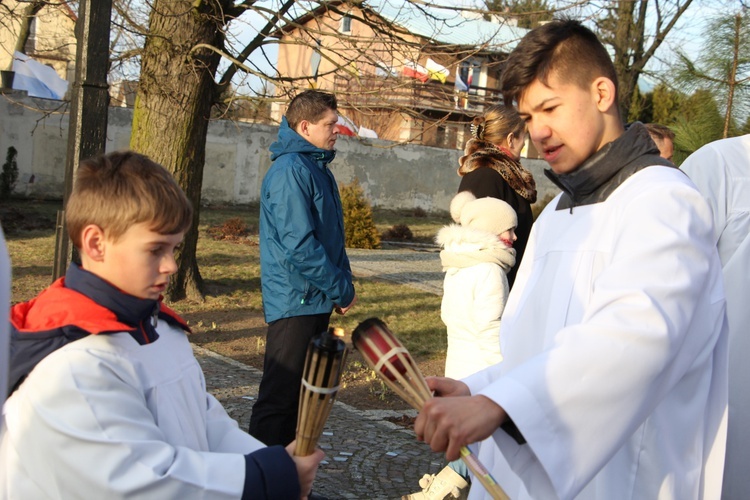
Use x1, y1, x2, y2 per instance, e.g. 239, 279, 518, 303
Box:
341, 15, 352, 33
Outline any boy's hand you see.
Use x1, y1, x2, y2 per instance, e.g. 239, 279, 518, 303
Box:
334, 294, 358, 315
425, 376, 470, 398
285, 441, 325, 499
414, 395, 507, 462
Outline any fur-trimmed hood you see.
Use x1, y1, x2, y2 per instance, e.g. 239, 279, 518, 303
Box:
437, 224, 516, 272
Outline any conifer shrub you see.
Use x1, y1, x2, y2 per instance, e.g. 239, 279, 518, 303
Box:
207, 216, 253, 243
1, 146, 19, 201
340, 179, 380, 249
381, 224, 413, 241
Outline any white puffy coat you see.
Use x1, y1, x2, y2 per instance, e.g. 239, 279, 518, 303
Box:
437, 224, 515, 380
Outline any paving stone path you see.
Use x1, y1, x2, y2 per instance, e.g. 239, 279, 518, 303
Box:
198, 247, 447, 499
346, 246, 443, 296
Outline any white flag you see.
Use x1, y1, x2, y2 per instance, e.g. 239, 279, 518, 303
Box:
454, 67, 469, 92
12, 51, 68, 99
426, 58, 449, 83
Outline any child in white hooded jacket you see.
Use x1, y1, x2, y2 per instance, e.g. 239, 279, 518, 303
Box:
439, 191, 518, 380
406, 191, 518, 500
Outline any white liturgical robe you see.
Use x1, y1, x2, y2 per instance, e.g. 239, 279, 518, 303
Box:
462, 166, 728, 500
681, 135, 750, 500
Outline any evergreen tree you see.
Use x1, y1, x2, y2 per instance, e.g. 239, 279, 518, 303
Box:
671, 89, 724, 164
674, 10, 750, 138
628, 85, 653, 124
742, 115, 750, 135
651, 83, 685, 126
0, 146, 18, 201
483, 0, 553, 29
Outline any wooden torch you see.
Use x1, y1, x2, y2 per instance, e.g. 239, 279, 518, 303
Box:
352, 317, 510, 500
294, 326, 348, 456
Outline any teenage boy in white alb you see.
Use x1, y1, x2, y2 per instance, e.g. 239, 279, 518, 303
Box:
414, 19, 728, 500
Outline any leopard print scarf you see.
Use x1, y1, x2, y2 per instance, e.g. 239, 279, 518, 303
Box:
457, 138, 538, 203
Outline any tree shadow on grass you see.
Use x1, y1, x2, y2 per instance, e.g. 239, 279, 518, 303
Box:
202, 276, 261, 296
12, 265, 53, 279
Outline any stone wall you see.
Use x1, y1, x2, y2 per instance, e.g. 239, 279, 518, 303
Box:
0, 92, 559, 212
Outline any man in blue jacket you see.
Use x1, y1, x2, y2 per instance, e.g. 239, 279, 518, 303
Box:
249, 90, 357, 448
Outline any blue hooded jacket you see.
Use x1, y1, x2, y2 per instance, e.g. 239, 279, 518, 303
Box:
259, 117, 354, 323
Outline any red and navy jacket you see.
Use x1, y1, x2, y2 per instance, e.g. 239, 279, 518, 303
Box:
8, 264, 302, 499
8, 263, 189, 397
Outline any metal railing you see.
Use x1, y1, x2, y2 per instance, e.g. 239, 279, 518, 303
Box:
333, 74, 502, 115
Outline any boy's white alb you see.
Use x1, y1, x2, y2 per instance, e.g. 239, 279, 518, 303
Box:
462, 166, 727, 500
1, 320, 265, 497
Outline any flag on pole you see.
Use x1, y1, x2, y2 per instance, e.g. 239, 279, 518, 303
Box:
402, 60, 429, 82
454, 67, 469, 92
357, 126, 378, 139
345, 61, 360, 77
375, 61, 397, 78
11, 52, 68, 99
335, 114, 358, 137
426, 58, 449, 83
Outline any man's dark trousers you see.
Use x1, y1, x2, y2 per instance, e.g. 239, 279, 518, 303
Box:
249, 312, 331, 446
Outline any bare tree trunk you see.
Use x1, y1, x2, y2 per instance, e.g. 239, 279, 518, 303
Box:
723, 13, 742, 138
130, 0, 230, 302
602, 0, 693, 121
612, 0, 635, 117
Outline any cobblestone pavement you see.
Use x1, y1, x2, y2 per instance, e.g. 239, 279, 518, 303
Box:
197, 346, 443, 500
198, 247, 447, 499
346, 246, 443, 296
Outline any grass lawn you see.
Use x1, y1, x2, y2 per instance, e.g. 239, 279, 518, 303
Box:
4, 199, 448, 409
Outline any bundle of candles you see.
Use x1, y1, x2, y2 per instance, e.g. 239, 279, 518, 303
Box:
352, 317, 509, 500
294, 326, 348, 457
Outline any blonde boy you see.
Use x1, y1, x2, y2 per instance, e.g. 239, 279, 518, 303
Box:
2, 151, 323, 498
414, 20, 727, 499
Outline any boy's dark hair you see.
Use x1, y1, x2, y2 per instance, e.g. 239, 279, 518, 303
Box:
500, 19, 619, 109
285, 90, 338, 130
66, 151, 193, 248
645, 123, 675, 141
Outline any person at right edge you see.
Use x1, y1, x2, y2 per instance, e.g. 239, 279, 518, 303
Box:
413, 19, 728, 500
681, 134, 750, 500
457, 104, 536, 289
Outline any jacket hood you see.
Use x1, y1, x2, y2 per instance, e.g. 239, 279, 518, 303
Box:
437, 224, 516, 272
437, 223, 507, 250
545, 122, 675, 210
270, 117, 336, 164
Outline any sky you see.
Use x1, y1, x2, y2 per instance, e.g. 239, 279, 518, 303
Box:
213, 0, 738, 96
